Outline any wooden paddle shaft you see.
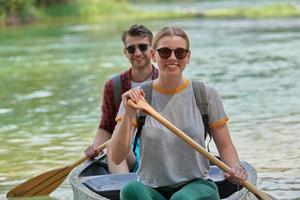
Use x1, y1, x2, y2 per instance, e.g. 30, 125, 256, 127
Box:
128, 99, 274, 200
147, 106, 261, 195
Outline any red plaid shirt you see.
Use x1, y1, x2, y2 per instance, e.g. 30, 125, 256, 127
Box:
99, 66, 159, 134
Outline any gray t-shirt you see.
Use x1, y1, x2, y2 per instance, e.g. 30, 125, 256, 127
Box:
131, 75, 152, 89
116, 79, 228, 188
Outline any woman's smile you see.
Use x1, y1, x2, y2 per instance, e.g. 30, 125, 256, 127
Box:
165, 63, 178, 68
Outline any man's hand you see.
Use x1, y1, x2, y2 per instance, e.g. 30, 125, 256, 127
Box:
84, 144, 102, 158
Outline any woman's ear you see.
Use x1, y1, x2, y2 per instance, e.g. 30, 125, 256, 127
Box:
187, 50, 191, 63
151, 49, 156, 63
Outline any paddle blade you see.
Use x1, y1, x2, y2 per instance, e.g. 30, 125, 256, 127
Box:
7, 144, 105, 198
7, 166, 71, 197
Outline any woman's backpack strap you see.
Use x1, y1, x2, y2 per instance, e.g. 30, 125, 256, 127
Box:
140, 81, 153, 105
132, 81, 153, 155
192, 81, 212, 150
112, 75, 122, 108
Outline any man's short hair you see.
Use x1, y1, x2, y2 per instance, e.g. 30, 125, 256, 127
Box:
122, 24, 153, 45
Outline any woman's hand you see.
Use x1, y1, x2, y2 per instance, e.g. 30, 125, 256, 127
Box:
224, 164, 248, 185
122, 87, 145, 117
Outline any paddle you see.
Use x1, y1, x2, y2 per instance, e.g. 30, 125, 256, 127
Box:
128, 98, 275, 200
6, 141, 108, 197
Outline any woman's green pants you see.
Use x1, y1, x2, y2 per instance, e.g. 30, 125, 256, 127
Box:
120, 179, 220, 200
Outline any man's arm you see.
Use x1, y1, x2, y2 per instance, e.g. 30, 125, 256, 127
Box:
85, 127, 136, 173
85, 79, 115, 158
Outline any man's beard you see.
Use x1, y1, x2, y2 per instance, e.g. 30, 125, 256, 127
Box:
131, 56, 151, 69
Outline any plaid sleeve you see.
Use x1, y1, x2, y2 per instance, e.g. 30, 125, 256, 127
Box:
99, 79, 117, 134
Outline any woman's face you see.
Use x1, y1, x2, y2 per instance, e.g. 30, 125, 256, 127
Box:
152, 36, 190, 77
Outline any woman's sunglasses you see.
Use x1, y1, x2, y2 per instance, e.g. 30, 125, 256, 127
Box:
126, 44, 148, 54
156, 47, 189, 60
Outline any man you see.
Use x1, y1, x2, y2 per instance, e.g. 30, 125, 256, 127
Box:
85, 24, 158, 173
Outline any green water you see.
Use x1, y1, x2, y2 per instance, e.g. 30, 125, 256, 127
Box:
1, 2, 300, 200
0, 23, 131, 200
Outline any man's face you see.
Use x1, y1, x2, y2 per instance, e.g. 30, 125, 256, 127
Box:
124, 35, 152, 70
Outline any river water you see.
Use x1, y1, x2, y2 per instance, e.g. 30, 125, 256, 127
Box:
0, 2, 300, 200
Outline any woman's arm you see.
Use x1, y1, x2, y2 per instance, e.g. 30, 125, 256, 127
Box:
107, 88, 144, 165
107, 112, 136, 165
212, 124, 247, 185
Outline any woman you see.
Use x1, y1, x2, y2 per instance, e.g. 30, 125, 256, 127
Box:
107, 26, 247, 200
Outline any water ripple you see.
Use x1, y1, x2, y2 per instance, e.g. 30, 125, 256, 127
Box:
16, 90, 53, 100
0, 108, 13, 114
0, 125, 18, 133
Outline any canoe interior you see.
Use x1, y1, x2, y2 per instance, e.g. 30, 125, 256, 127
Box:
79, 156, 244, 200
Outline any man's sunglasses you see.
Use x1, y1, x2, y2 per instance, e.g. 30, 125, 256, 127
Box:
126, 44, 148, 54
156, 47, 189, 60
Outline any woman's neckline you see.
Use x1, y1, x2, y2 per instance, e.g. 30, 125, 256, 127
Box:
153, 79, 189, 95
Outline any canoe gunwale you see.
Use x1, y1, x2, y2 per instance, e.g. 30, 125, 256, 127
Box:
70, 157, 257, 200
69, 159, 108, 200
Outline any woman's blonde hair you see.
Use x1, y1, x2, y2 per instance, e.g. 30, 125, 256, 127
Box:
153, 26, 190, 49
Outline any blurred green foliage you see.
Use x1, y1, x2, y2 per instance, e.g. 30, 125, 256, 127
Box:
1, 0, 300, 26
0, 0, 195, 26
0, 0, 132, 25
0, 0, 35, 23
204, 3, 300, 18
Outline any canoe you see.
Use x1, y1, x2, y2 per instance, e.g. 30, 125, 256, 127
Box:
70, 154, 257, 200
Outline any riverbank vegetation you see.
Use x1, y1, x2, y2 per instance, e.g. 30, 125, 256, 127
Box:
203, 3, 300, 18
1, 0, 300, 26
0, 0, 194, 26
